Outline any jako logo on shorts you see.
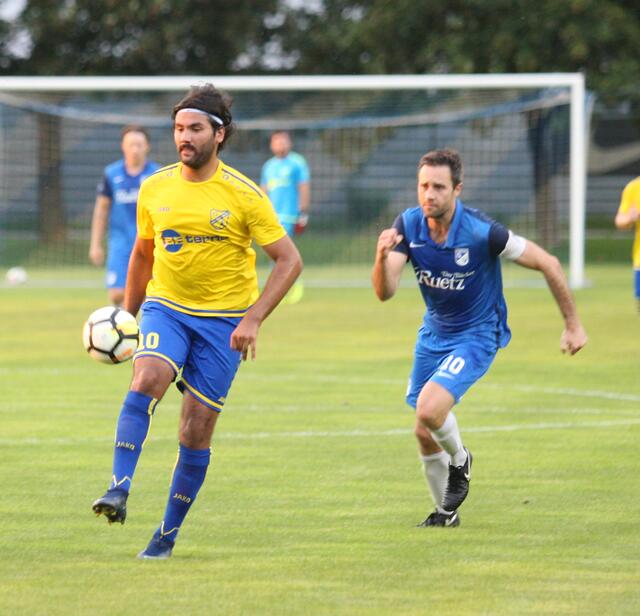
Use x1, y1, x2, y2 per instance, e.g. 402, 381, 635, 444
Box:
162, 229, 183, 252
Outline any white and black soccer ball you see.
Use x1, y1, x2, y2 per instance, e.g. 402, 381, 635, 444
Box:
82, 306, 140, 364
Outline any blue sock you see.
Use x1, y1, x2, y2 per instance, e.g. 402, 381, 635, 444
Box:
109, 390, 157, 493
154, 444, 210, 544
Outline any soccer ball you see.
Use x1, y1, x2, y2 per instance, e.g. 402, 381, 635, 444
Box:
82, 306, 140, 364
6, 266, 28, 286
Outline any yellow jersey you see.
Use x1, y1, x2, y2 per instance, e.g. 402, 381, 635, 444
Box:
137, 161, 286, 316
618, 176, 640, 267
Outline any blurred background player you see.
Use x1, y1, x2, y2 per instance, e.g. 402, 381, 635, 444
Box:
91, 84, 302, 559
614, 176, 640, 312
372, 148, 587, 528
261, 130, 310, 304
89, 125, 161, 305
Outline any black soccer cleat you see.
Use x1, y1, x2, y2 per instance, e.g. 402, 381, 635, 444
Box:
137, 535, 174, 560
92, 489, 128, 525
442, 447, 473, 512
417, 510, 460, 528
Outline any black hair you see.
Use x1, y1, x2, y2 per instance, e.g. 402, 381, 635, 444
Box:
172, 83, 235, 151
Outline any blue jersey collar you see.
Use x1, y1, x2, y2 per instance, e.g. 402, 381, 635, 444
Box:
418, 199, 463, 247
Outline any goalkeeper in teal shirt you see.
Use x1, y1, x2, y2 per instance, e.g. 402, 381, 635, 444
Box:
261, 130, 310, 304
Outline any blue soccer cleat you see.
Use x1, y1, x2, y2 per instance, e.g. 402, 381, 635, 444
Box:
92, 489, 128, 525
137, 535, 174, 560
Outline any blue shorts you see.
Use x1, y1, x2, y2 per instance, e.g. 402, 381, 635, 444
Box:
106, 250, 130, 289
134, 301, 242, 412
634, 269, 640, 299
406, 328, 498, 407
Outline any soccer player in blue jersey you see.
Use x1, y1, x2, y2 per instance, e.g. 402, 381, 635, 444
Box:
89, 125, 161, 305
261, 130, 310, 304
372, 149, 587, 528
91, 84, 303, 559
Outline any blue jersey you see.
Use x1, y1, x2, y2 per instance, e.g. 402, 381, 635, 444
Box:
393, 202, 512, 348
97, 159, 161, 256
260, 153, 310, 226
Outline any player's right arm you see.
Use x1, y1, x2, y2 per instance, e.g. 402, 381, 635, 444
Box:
614, 204, 639, 230
88, 195, 111, 266
614, 182, 639, 230
123, 237, 154, 317
372, 228, 406, 301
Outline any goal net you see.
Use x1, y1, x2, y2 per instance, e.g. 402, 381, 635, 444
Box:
0, 75, 588, 287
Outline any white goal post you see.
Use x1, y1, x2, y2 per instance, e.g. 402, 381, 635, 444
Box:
0, 73, 588, 287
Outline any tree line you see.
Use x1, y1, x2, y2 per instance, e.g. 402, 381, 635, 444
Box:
1, 0, 639, 105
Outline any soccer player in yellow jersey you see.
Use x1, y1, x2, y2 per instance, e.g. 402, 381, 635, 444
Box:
92, 84, 303, 559
614, 176, 640, 312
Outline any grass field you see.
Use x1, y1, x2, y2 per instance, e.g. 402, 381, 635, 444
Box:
1, 264, 639, 615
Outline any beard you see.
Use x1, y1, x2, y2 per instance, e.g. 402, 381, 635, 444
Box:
180, 139, 216, 169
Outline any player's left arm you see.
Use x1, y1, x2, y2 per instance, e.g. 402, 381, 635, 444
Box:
513, 239, 587, 355
298, 181, 310, 214
230, 235, 303, 361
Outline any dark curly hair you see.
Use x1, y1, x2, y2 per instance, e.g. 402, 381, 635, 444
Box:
172, 83, 235, 151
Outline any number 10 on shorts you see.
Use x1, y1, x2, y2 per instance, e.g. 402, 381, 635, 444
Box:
440, 354, 465, 375
138, 332, 160, 351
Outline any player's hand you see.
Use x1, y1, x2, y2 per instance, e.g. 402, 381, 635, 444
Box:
294, 213, 309, 235
230, 315, 260, 361
89, 245, 105, 266
376, 229, 403, 259
560, 323, 587, 356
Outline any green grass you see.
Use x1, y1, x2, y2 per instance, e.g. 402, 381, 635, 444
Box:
1, 264, 639, 615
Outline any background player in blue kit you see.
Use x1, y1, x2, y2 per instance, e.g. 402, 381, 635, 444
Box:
89, 125, 161, 305
261, 130, 310, 304
372, 149, 587, 527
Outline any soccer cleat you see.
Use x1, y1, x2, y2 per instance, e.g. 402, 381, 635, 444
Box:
417, 510, 460, 528
92, 489, 128, 525
137, 536, 174, 560
442, 447, 473, 512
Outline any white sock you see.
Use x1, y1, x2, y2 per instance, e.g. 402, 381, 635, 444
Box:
430, 412, 466, 467
420, 451, 450, 507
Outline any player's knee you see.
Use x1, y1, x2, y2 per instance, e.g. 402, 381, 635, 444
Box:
416, 404, 440, 431
130, 364, 172, 399
179, 396, 218, 448
414, 421, 431, 444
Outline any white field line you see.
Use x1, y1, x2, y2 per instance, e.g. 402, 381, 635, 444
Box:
1, 417, 640, 447
1, 367, 639, 405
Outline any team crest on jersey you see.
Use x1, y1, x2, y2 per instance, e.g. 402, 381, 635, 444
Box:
210, 209, 231, 231
454, 248, 470, 266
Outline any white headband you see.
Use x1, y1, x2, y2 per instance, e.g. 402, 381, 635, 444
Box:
176, 107, 224, 126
